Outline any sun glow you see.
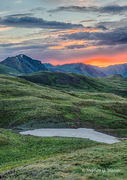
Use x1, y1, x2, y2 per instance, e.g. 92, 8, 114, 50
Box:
48, 52, 127, 67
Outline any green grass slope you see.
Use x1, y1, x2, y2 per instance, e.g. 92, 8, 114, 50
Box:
0, 129, 100, 173
100, 74, 127, 97
0, 64, 20, 76
0, 74, 127, 137
0, 129, 127, 180
20, 71, 127, 97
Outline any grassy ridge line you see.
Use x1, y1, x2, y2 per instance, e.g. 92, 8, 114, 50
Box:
0, 129, 127, 179
20, 71, 127, 97
0, 74, 127, 137
20, 71, 105, 91
0, 129, 100, 173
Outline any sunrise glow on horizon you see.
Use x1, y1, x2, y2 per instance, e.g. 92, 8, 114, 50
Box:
50, 60, 127, 67
47, 52, 127, 67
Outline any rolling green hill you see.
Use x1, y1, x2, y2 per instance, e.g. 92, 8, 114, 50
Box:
0, 73, 127, 180
20, 71, 106, 90
20, 71, 127, 97
0, 74, 127, 137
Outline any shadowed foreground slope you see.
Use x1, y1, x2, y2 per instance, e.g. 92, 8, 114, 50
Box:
0, 129, 99, 173
0, 129, 127, 180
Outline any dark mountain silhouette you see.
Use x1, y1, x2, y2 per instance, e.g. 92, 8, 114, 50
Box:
0, 54, 47, 74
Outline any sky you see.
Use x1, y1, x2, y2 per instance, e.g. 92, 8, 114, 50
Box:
0, 0, 127, 66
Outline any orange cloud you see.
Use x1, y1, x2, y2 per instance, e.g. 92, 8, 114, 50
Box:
49, 46, 65, 50
50, 27, 101, 37
66, 27, 100, 34
0, 27, 13, 32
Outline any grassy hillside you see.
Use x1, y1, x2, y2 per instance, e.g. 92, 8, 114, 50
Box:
20, 71, 106, 91
0, 129, 127, 180
0, 74, 127, 137
0, 64, 20, 76
100, 75, 127, 97
20, 71, 127, 97
0, 129, 99, 173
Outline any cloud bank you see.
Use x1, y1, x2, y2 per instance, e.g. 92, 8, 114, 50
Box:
0, 15, 83, 29
49, 5, 127, 14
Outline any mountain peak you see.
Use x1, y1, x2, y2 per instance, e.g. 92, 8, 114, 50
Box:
0, 54, 47, 74
6, 54, 28, 62
17, 54, 26, 59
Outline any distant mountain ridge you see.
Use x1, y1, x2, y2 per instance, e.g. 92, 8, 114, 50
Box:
0, 54, 47, 74
101, 63, 127, 78
44, 63, 106, 77
45, 63, 127, 78
1, 54, 127, 77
